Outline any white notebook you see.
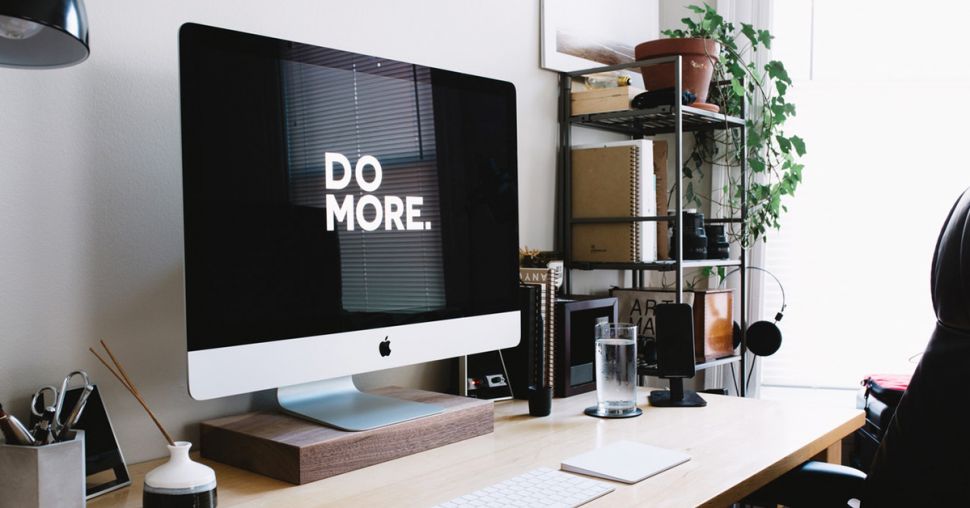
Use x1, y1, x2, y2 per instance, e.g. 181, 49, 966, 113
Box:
561, 440, 690, 484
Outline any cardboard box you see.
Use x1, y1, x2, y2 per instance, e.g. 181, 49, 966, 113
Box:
570, 86, 643, 115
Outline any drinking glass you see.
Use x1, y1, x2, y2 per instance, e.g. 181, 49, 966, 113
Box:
585, 322, 641, 418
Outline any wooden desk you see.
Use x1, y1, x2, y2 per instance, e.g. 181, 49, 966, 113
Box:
90, 391, 863, 507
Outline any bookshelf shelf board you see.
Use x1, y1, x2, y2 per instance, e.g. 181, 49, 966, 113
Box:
570, 216, 743, 224
638, 354, 742, 377
570, 105, 745, 136
567, 259, 741, 272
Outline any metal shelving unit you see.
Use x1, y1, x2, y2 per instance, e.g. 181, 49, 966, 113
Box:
557, 55, 749, 396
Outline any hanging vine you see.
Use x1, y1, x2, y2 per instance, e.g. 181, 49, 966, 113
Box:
664, 3, 805, 247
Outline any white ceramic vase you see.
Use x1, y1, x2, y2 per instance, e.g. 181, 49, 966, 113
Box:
143, 441, 217, 507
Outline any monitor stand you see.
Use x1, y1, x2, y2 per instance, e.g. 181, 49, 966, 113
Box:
277, 376, 444, 431
648, 378, 707, 408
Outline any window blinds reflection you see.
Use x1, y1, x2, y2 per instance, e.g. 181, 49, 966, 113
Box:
282, 58, 446, 313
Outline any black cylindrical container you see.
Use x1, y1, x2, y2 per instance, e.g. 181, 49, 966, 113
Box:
528, 386, 552, 416
705, 224, 730, 259
669, 211, 708, 259
144, 489, 217, 508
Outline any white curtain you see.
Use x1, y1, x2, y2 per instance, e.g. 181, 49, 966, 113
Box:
706, 0, 774, 397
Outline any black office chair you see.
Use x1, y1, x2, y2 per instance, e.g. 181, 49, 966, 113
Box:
749, 188, 970, 507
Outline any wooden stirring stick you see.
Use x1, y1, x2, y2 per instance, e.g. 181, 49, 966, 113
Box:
90, 341, 175, 446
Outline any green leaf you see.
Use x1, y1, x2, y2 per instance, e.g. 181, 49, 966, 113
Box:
776, 136, 792, 153
687, 4, 705, 13
758, 29, 773, 49
775, 79, 788, 96
766, 60, 791, 84
749, 157, 765, 172
790, 135, 807, 156
770, 103, 786, 120
740, 23, 758, 47
730, 77, 745, 97
709, 12, 724, 32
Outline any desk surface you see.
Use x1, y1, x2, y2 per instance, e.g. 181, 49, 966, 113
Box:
90, 390, 863, 508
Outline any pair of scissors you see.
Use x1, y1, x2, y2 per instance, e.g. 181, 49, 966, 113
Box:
30, 370, 92, 437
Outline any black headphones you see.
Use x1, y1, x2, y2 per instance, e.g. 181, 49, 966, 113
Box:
723, 266, 786, 357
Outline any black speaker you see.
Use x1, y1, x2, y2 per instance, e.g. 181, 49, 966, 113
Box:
731, 312, 783, 356
747, 321, 782, 356
649, 303, 706, 407
728, 266, 786, 358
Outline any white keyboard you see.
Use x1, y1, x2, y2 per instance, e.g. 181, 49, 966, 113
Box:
433, 467, 614, 508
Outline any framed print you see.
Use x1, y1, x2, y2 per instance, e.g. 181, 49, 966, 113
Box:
541, 0, 659, 84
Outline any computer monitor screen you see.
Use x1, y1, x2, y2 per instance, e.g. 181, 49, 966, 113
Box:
179, 23, 520, 401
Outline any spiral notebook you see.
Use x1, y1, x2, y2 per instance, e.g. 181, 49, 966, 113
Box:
561, 440, 690, 484
571, 140, 657, 263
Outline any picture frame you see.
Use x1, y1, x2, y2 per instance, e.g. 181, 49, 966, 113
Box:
553, 296, 618, 398
540, 0, 659, 86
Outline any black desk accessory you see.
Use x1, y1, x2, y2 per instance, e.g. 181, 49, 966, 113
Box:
528, 295, 552, 416
631, 88, 697, 109
524, 285, 552, 415
60, 386, 131, 498
498, 285, 551, 415
553, 296, 618, 397
649, 303, 707, 408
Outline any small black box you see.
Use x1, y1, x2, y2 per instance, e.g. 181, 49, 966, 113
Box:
553, 296, 618, 398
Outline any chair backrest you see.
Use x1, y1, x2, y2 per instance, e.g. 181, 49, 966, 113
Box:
865, 188, 970, 505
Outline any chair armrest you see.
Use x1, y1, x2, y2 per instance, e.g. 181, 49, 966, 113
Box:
746, 461, 867, 508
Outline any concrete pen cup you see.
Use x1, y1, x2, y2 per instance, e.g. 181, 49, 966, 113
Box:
0, 430, 85, 508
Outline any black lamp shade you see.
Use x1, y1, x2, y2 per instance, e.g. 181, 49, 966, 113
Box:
0, 0, 89, 68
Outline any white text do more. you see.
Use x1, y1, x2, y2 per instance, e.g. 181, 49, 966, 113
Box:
323, 152, 431, 232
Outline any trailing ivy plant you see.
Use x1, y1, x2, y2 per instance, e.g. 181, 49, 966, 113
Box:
663, 3, 805, 247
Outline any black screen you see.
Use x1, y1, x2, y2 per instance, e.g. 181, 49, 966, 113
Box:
179, 24, 519, 351
655, 303, 696, 378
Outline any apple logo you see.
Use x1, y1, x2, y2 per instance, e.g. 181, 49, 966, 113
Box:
379, 336, 391, 357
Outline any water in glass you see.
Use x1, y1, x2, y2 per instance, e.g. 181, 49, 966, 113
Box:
594, 323, 638, 414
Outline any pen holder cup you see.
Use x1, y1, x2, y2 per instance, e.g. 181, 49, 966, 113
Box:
528, 386, 552, 417
0, 430, 85, 508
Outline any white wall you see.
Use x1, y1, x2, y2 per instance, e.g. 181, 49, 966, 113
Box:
0, 0, 562, 463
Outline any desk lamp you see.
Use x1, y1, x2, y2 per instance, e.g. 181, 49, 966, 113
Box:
0, 0, 89, 68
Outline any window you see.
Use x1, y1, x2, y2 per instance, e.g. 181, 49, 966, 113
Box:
761, 0, 970, 388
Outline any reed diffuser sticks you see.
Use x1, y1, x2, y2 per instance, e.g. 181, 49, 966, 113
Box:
90, 340, 175, 446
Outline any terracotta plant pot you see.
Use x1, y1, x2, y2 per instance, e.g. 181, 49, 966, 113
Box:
634, 38, 720, 106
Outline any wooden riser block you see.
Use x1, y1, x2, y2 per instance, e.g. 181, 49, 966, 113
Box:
199, 387, 493, 485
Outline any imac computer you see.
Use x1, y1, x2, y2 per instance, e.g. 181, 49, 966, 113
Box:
178, 23, 520, 431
